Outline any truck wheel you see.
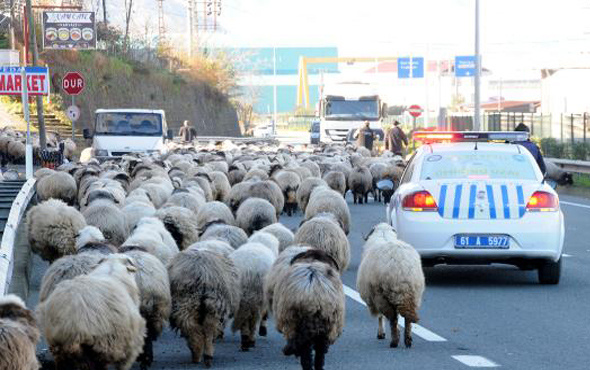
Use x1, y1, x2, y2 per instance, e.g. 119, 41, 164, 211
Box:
538, 258, 561, 285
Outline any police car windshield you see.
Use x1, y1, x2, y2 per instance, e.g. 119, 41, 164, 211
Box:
420, 151, 537, 181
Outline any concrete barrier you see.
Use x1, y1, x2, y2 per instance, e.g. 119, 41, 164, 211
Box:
0, 179, 36, 294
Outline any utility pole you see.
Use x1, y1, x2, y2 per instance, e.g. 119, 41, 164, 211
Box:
158, 0, 166, 45
9, 0, 15, 49
25, 0, 47, 149
474, 0, 481, 131
102, 0, 107, 25
272, 46, 277, 136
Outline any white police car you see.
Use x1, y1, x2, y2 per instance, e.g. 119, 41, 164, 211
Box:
387, 131, 564, 284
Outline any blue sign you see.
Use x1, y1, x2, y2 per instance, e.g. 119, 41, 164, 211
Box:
455, 56, 477, 77
397, 57, 424, 79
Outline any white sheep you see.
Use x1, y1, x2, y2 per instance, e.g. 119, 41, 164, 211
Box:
36, 170, 78, 205
305, 187, 351, 235
236, 197, 278, 235
356, 223, 425, 349
0, 294, 40, 370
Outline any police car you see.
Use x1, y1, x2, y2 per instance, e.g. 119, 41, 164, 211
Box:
387, 131, 564, 284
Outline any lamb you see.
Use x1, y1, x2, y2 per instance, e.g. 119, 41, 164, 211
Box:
27, 199, 87, 262
36, 170, 78, 205
36, 254, 146, 370
120, 246, 172, 369
356, 223, 425, 349
260, 223, 295, 253
322, 171, 346, 196
273, 170, 302, 216
236, 197, 278, 235
200, 222, 249, 249
295, 213, 350, 273
196, 201, 236, 231
297, 178, 328, 213
273, 249, 345, 370
348, 165, 373, 204
156, 206, 200, 250
304, 187, 351, 235
168, 247, 240, 366
83, 197, 128, 246
0, 295, 41, 370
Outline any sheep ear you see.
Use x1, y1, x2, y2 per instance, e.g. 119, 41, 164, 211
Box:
125, 257, 137, 273
364, 225, 377, 241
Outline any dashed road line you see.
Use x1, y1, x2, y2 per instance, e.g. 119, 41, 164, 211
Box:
561, 201, 590, 210
452, 355, 500, 367
562, 253, 573, 258
343, 285, 446, 342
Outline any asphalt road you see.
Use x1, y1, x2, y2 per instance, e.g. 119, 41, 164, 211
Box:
26, 192, 590, 370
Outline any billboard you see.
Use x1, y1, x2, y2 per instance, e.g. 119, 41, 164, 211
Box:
42, 11, 96, 50
397, 57, 424, 78
0, 67, 50, 96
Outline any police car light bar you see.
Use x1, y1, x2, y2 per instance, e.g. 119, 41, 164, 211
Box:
412, 131, 529, 143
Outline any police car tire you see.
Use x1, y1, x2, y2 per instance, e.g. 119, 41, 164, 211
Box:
538, 258, 561, 285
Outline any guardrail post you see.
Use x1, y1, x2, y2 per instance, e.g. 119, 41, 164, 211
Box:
584, 112, 587, 143
530, 112, 534, 136
560, 114, 564, 142
571, 113, 575, 146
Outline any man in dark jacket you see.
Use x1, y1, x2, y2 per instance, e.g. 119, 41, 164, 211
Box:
385, 121, 408, 155
515, 123, 546, 174
354, 121, 376, 151
178, 120, 197, 142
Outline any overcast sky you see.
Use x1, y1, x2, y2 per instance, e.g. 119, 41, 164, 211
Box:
100, 0, 590, 73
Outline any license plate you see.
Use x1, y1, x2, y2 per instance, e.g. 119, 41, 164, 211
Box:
454, 235, 510, 249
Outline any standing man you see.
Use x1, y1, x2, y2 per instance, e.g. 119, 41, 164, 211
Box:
514, 123, 546, 174
178, 120, 197, 143
385, 121, 408, 156
354, 121, 376, 151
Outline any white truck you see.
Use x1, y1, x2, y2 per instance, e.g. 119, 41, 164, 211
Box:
82, 108, 173, 160
318, 82, 386, 142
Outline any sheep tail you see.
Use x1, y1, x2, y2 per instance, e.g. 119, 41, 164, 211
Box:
398, 293, 419, 324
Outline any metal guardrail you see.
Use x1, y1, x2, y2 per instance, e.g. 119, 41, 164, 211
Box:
190, 136, 278, 144
0, 179, 36, 294
547, 158, 590, 175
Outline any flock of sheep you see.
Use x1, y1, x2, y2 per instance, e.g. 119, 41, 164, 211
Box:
0, 127, 76, 166
0, 140, 426, 370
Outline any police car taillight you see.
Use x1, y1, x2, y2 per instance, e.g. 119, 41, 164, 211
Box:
412, 131, 529, 143
402, 191, 438, 212
526, 191, 559, 212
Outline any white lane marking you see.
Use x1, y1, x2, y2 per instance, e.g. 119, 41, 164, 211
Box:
342, 285, 447, 342
561, 201, 590, 210
452, 355, 500, 367
562, 253, 573, 258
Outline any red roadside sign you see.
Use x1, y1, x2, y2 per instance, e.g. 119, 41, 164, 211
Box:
62, 71, 85, 95
408, 104, 422, 118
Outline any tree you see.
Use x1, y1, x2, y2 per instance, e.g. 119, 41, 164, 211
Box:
123, 0, 133, 52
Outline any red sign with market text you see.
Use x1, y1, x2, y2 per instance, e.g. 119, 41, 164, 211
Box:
0, 67, 50, 96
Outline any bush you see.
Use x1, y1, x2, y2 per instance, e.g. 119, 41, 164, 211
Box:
570, 142, 590, 161
540, 138, 566, 158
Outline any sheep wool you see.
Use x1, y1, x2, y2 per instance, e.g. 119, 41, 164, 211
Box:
0, 295, 40, 370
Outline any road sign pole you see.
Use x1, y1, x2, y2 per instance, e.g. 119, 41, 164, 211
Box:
71, 95, 75, 140
474, 0, 481, 131
21, 68, 33, 179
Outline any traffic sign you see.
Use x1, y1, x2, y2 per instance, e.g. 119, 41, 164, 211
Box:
66, 105, 81, 121
455, 56, 476, 77
397, 57, 424, 79
62, 71, 85, 95
408, 105, 422, 118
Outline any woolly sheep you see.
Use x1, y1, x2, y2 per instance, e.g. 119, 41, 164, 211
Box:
300, 160, 321, 178
356, 223, 425, 349
122, 198, 157, 232
196, 201, 236, 231
0, 295, 40, 370
27, 199, 87, 262
273, 170, 302, 216
322, 171, 346, 196
36, 254, 146, 370
164, 190, 206, 215
156, 206, 200, 250
188, 239, 235, 257
83, 198, 128, 246
121, 246, 172, 369
348, 166, 373, 204
297, 177, 328, 213
228, 165, 247, 185
209, 171, 232, 202
244, 168, 269, 181
260, 223, 295, 253
36, 170, 78, 205
123, 217, 179, 265
200, 223, 248, 249
230, 242, 277, 350
305, 187, 351, 235
168, 248, 240, 366
295, 213, 350, 272
248, 231, 280, 257
236, 197, 278, 235
273, 249, 345, 370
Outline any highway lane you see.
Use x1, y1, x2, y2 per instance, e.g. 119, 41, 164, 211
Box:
27, 192, 590, 369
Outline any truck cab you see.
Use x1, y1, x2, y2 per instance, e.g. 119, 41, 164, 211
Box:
83, 109, 173, 159
318, 82, 386, 142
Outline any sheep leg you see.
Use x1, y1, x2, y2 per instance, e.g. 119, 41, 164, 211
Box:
404, 317, 413, 348
300, 342, 313, 370
364, 192, 368, 204
389, 313, 400, 348
138, 338, 153, 370
259, 311, 268, 337
187, 333, 204, 364
203, 330, 216, 368
377, 314, 386, 340
313, 337, 329, 370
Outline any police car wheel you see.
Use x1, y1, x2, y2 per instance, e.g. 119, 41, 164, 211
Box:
538, 258, 561, 285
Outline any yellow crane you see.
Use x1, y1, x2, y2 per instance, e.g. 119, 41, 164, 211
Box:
297, 56, 399, 108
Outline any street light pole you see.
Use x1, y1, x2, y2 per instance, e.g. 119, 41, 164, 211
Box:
474, 0, 481, 131
272, 46, 277, 136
